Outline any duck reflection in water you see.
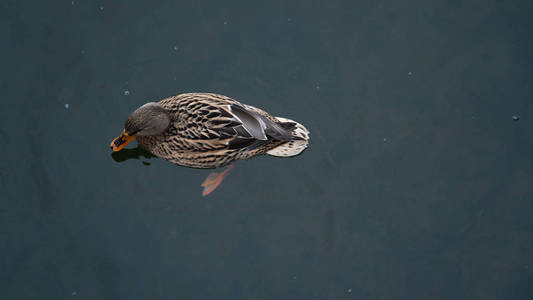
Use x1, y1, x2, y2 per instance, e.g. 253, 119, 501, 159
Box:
111, 145, 156, 164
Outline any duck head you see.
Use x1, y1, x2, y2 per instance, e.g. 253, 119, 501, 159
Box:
110, 102, 170, 151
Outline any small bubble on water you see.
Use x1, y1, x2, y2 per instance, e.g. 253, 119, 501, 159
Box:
173, 45, 179, 51
223, 21, 227, 25
512, 115, 520, 121
65, 103, 70, 109
123, 90, 130, 96
71, 291, 77, 296
288, 18, 292, 22
348, 288, 352, 293
71, 1, 75, 5
99, 6, 104, 11
408, 71, 412, 76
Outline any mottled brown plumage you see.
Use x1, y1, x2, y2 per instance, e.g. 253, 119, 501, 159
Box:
112, 93, 309, 169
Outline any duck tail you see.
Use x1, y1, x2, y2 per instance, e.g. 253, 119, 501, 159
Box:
266, 117, 310, 157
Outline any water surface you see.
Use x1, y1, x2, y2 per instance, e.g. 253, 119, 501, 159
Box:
1, 0, 532, 299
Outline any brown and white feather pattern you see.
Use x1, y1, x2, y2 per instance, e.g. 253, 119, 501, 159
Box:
136, 93, 308, 168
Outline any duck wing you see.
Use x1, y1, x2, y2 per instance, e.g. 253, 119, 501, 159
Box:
211, 104, 296, 151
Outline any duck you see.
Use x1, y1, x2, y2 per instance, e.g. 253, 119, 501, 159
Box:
110, 93, 309, 169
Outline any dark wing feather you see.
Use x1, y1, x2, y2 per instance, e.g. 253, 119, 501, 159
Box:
230, 104, 294, 141
229, 105, 268, 140
205, 103, 295, 151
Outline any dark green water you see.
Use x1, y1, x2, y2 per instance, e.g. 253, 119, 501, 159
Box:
1, 0, 532, 299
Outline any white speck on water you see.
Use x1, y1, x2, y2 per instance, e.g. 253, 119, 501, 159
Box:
99, 6, 104, 11
316, 84, 320, 90
80, 50, 85, 55
512, 115, 520, 121
288, 18, 292, 22
348, 288, 352, 293
173, 45, 179, 51
223, 21, 227, 25
71, 291, 77, 296
71, 1, 75, 5
64, 103, 70, 109
408, 71, 412, 76
383, 138, 387, 142
123, 90, 130, 96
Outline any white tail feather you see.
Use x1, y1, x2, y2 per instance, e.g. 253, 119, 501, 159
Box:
266, 117, 309, 157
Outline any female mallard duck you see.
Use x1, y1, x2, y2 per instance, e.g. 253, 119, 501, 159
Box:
110, 93, 309, 169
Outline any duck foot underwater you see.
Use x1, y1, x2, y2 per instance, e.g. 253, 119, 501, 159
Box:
201, 164, 234, 196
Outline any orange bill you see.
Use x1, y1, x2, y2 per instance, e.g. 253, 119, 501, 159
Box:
110, 130, 135, 152
201, 164, 234, 196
